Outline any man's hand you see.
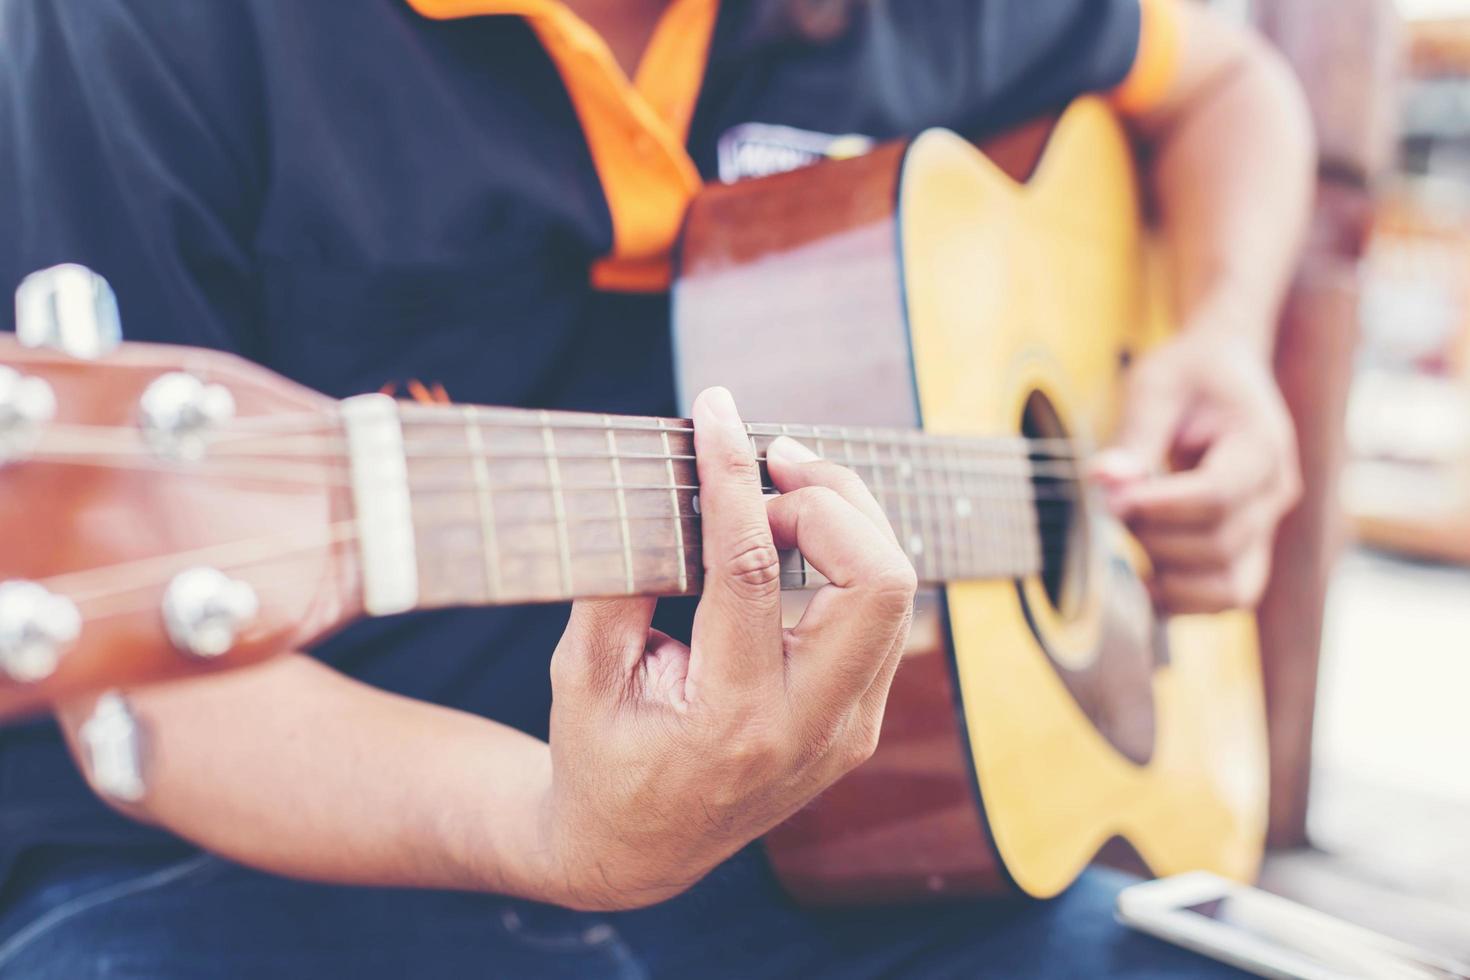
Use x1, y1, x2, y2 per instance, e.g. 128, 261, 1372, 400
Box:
542, 386, 916, 911
1092, 330, 1301, 614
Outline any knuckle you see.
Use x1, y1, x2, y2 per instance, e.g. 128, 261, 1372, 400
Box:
722, 724, 784, 778
1200, 487, 1231, 520
715, 447, 760, 483
839, 725, 881, 771
1205, 525, 1238, 562
818, 461, 867, 494
865, 558, 918, 609
721, 535, 782, 596
854, 724, 883, 767
548, 648, 574, 690
794, 484, 843, 512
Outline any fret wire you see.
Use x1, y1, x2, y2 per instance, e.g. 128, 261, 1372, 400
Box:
538, 411, 574, 597
779, 422, 813, 587
658, 419, 690, 594
1019, 449, 1033, 570
462, 406, 503, 601
928, 435, 945, 580
946, 439, 971, 578
910, 435, 931, 580
891, 434, 917, 568
933, 439, 953, 579
863, 426, 888, 513
604, 417, 636, 595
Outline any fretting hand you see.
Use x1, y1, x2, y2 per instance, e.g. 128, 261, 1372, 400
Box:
540, 387, 916, 910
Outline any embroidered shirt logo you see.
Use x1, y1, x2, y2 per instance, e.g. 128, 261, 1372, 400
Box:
716, 123, 875, 184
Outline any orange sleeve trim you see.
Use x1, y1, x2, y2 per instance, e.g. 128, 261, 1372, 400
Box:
1110, 0, 1184, 115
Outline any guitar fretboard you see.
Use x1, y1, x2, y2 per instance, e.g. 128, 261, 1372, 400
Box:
371, 403, 1071, 610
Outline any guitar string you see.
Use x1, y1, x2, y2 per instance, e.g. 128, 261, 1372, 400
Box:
29, 435, 1088, 480
60, 522, 1057, 623
42, 490, 1068, 611
38, 419, 1092, 462
21, 450, 1089, 507
25, 444, 1089, 494
48, 504, 1063, 601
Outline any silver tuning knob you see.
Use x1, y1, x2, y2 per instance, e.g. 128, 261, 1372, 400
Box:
161, 566, 259, 659
0, 581, 82, 683
138, 372, 236, 460
0, 366, 56, 466
14, 264, 122, 360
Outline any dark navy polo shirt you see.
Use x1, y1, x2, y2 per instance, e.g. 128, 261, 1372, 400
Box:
0, 0, 1145, 864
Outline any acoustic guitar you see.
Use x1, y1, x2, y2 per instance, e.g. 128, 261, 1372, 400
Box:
0, 98, 1266, 903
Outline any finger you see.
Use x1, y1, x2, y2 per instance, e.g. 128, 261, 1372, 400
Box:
686, 387, 784, 699
1107, 364, 1189, 476
1111, 432, 1273, 527
1131, 511, 1262, 572
1150, 550, 1270, 614
856, 601, 913, 730
765, 436, 899, 545
765, 487, 916, 713
551, 597, 658, 701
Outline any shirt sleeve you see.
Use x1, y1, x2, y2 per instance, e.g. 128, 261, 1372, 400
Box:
867, 0, 1179, 136
0, 0, 265, 353
1110, 0, 1185, 115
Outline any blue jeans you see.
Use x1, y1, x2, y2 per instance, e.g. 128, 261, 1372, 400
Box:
0, 844, 1247, 978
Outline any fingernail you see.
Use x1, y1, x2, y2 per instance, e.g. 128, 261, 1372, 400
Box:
698, 386, 740, 426
767, 436, 818, 463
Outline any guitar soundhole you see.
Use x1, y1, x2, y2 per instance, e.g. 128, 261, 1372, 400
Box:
1021, 391, 1088, 620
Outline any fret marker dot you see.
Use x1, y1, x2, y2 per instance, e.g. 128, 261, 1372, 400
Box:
691, 493, 700, 515
908, 534, 924, 557
898, 461, 914, 479
955, 498, 973, 518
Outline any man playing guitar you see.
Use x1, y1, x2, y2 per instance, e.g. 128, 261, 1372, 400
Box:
0, 0, 1311, 975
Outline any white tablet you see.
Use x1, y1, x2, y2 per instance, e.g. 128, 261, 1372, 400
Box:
1116, 871, 1470, 980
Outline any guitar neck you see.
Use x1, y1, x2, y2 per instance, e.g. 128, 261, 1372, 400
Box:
340, 396, 1062, 615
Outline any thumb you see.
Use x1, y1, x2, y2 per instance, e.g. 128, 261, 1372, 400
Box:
551, 597, 658, 702
1092, 369, 1189, 488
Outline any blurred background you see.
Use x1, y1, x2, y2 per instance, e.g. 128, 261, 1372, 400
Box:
1233, 0, 1470, 962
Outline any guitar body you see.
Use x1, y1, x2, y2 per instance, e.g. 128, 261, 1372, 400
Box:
674, 98, 1268, 903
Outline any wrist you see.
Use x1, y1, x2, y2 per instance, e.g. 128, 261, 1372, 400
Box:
1181, 287, 1281, 361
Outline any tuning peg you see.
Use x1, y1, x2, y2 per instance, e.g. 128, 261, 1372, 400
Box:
138, 372, 236, 460
0, 365, 56, 466
161, 566, 259, 659
14, 264, 122, 359
0, 581, 82, 683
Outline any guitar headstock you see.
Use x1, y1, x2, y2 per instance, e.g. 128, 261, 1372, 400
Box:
0, 266, 362, 720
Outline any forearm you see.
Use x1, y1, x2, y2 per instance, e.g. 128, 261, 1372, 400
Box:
56, 655, 561, 901
1136, 7, 1316, 352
